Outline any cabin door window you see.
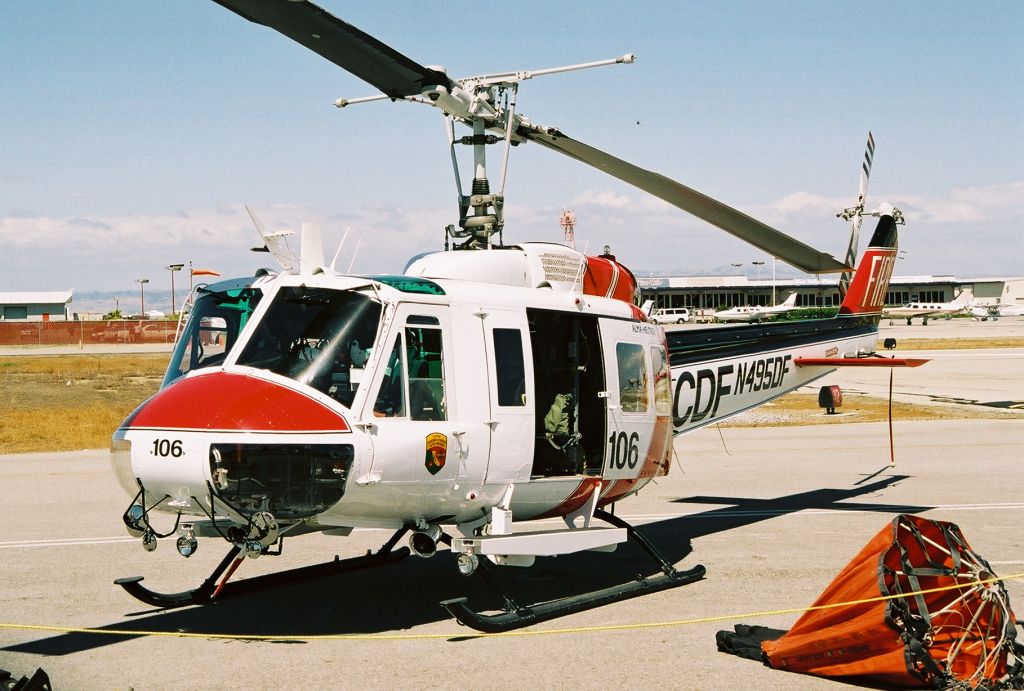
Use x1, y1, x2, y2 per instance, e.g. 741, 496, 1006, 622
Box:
492, 328, 526, 407
615, 343, 649, 414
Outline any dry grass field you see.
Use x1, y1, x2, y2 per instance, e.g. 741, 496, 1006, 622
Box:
720, 391, 1020, 428
1, 338, 1021, 454
889, 337, 1024, 350
0, 354, 166, 453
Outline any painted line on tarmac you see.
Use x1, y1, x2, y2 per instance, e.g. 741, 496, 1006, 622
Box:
620, 502, 1024, 523
4, 502, 1023, 550
899, 353, 1024, 361
3, 572, 1022, 642
0, 536, 133, 549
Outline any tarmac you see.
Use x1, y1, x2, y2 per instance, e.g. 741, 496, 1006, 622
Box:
1, 319, 1022, 689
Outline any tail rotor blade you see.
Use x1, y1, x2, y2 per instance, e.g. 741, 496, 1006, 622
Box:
840, 131, 876, 295
858, 130, 875, 203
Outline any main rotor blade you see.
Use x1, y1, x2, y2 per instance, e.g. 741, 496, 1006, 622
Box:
212, 0, 453, 99
519, 127, 850, 274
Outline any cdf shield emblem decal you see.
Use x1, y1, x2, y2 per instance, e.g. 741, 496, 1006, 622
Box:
424, 432, 447, 475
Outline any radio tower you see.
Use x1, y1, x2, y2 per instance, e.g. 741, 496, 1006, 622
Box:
560, 209, 577, 249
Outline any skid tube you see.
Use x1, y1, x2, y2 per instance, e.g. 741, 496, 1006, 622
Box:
441, 509, 705, 633
116, 527, 409, 609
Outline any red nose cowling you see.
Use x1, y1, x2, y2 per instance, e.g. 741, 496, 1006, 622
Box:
124, 371, 350, 433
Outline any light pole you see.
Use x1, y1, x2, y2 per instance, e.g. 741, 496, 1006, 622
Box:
731, 263, 744, 305
751, 261, 765, 306
135, 278, 149, 318
771, 256, 777, 305
167, 264, 184, 316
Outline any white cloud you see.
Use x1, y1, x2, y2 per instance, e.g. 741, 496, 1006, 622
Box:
891, 181, 1024, 226
569, 189, 632, 209
950, 181, 1024, 208
3, 179, 1021, 292
765, 191, 847, 216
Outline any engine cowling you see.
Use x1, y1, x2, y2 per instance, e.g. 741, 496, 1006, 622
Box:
583, 253, 640, 306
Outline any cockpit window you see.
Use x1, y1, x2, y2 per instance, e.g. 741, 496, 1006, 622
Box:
162, 282, 262, 388
373, 336, 406, 417
236, 287, 382, 406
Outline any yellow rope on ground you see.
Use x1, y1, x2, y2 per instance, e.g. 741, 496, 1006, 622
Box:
2, 572, 1022, 642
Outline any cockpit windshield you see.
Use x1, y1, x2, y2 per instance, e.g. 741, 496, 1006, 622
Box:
162, 278, 263, 388
235, 286, 382, 407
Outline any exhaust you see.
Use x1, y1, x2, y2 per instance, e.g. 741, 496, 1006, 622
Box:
409, 524, 443, 558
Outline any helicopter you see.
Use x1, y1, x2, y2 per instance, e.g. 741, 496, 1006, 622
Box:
110, 0, 925, 632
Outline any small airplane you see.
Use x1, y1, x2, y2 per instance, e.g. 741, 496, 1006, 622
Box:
110, 0, 926, 632
713, 291, 799, 323
969, 302, 1024, 321
883, 295, 971, 325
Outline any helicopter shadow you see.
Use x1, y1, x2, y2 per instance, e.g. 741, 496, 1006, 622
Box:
6, 474, 927, 656
662, 473, 926, 545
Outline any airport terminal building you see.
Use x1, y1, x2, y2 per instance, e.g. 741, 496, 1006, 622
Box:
638, 275, 1024, 314
1, 276, 1021, 323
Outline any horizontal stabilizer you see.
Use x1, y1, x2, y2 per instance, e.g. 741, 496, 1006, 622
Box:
794, 357, 928, 368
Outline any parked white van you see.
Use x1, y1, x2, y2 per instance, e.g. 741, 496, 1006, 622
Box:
649, 307, 691, 324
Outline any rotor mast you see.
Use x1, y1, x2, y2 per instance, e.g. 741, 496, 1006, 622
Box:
212, 0, 855, 275
336, 55, 636, 249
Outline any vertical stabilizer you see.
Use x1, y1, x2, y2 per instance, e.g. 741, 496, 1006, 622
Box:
838, 212, 898, 317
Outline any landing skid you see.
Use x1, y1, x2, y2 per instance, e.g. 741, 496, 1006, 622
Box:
441, 510, 706, 633
116, 528, 409, 609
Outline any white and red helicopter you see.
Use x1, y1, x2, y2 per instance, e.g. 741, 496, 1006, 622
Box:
111, 0, 924, 632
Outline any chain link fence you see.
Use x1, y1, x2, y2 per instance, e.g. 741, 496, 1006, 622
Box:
0, 320, 178, 346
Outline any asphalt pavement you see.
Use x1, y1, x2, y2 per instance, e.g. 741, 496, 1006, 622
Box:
2, 417, 1023, 689
1, 317, 1022, 689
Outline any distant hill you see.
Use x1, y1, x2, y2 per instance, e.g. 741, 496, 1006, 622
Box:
73, 290, 174, 318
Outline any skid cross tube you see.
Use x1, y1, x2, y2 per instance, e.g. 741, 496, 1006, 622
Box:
441, 512, 705, 632
593, 508, 677, 576
116, 528, 409, 609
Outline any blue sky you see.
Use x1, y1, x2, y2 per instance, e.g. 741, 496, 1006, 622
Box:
2, 1, 1021, 300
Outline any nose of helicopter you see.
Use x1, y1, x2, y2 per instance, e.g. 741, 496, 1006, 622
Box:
120, 369, 352, 433
111, 369, 354, 515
